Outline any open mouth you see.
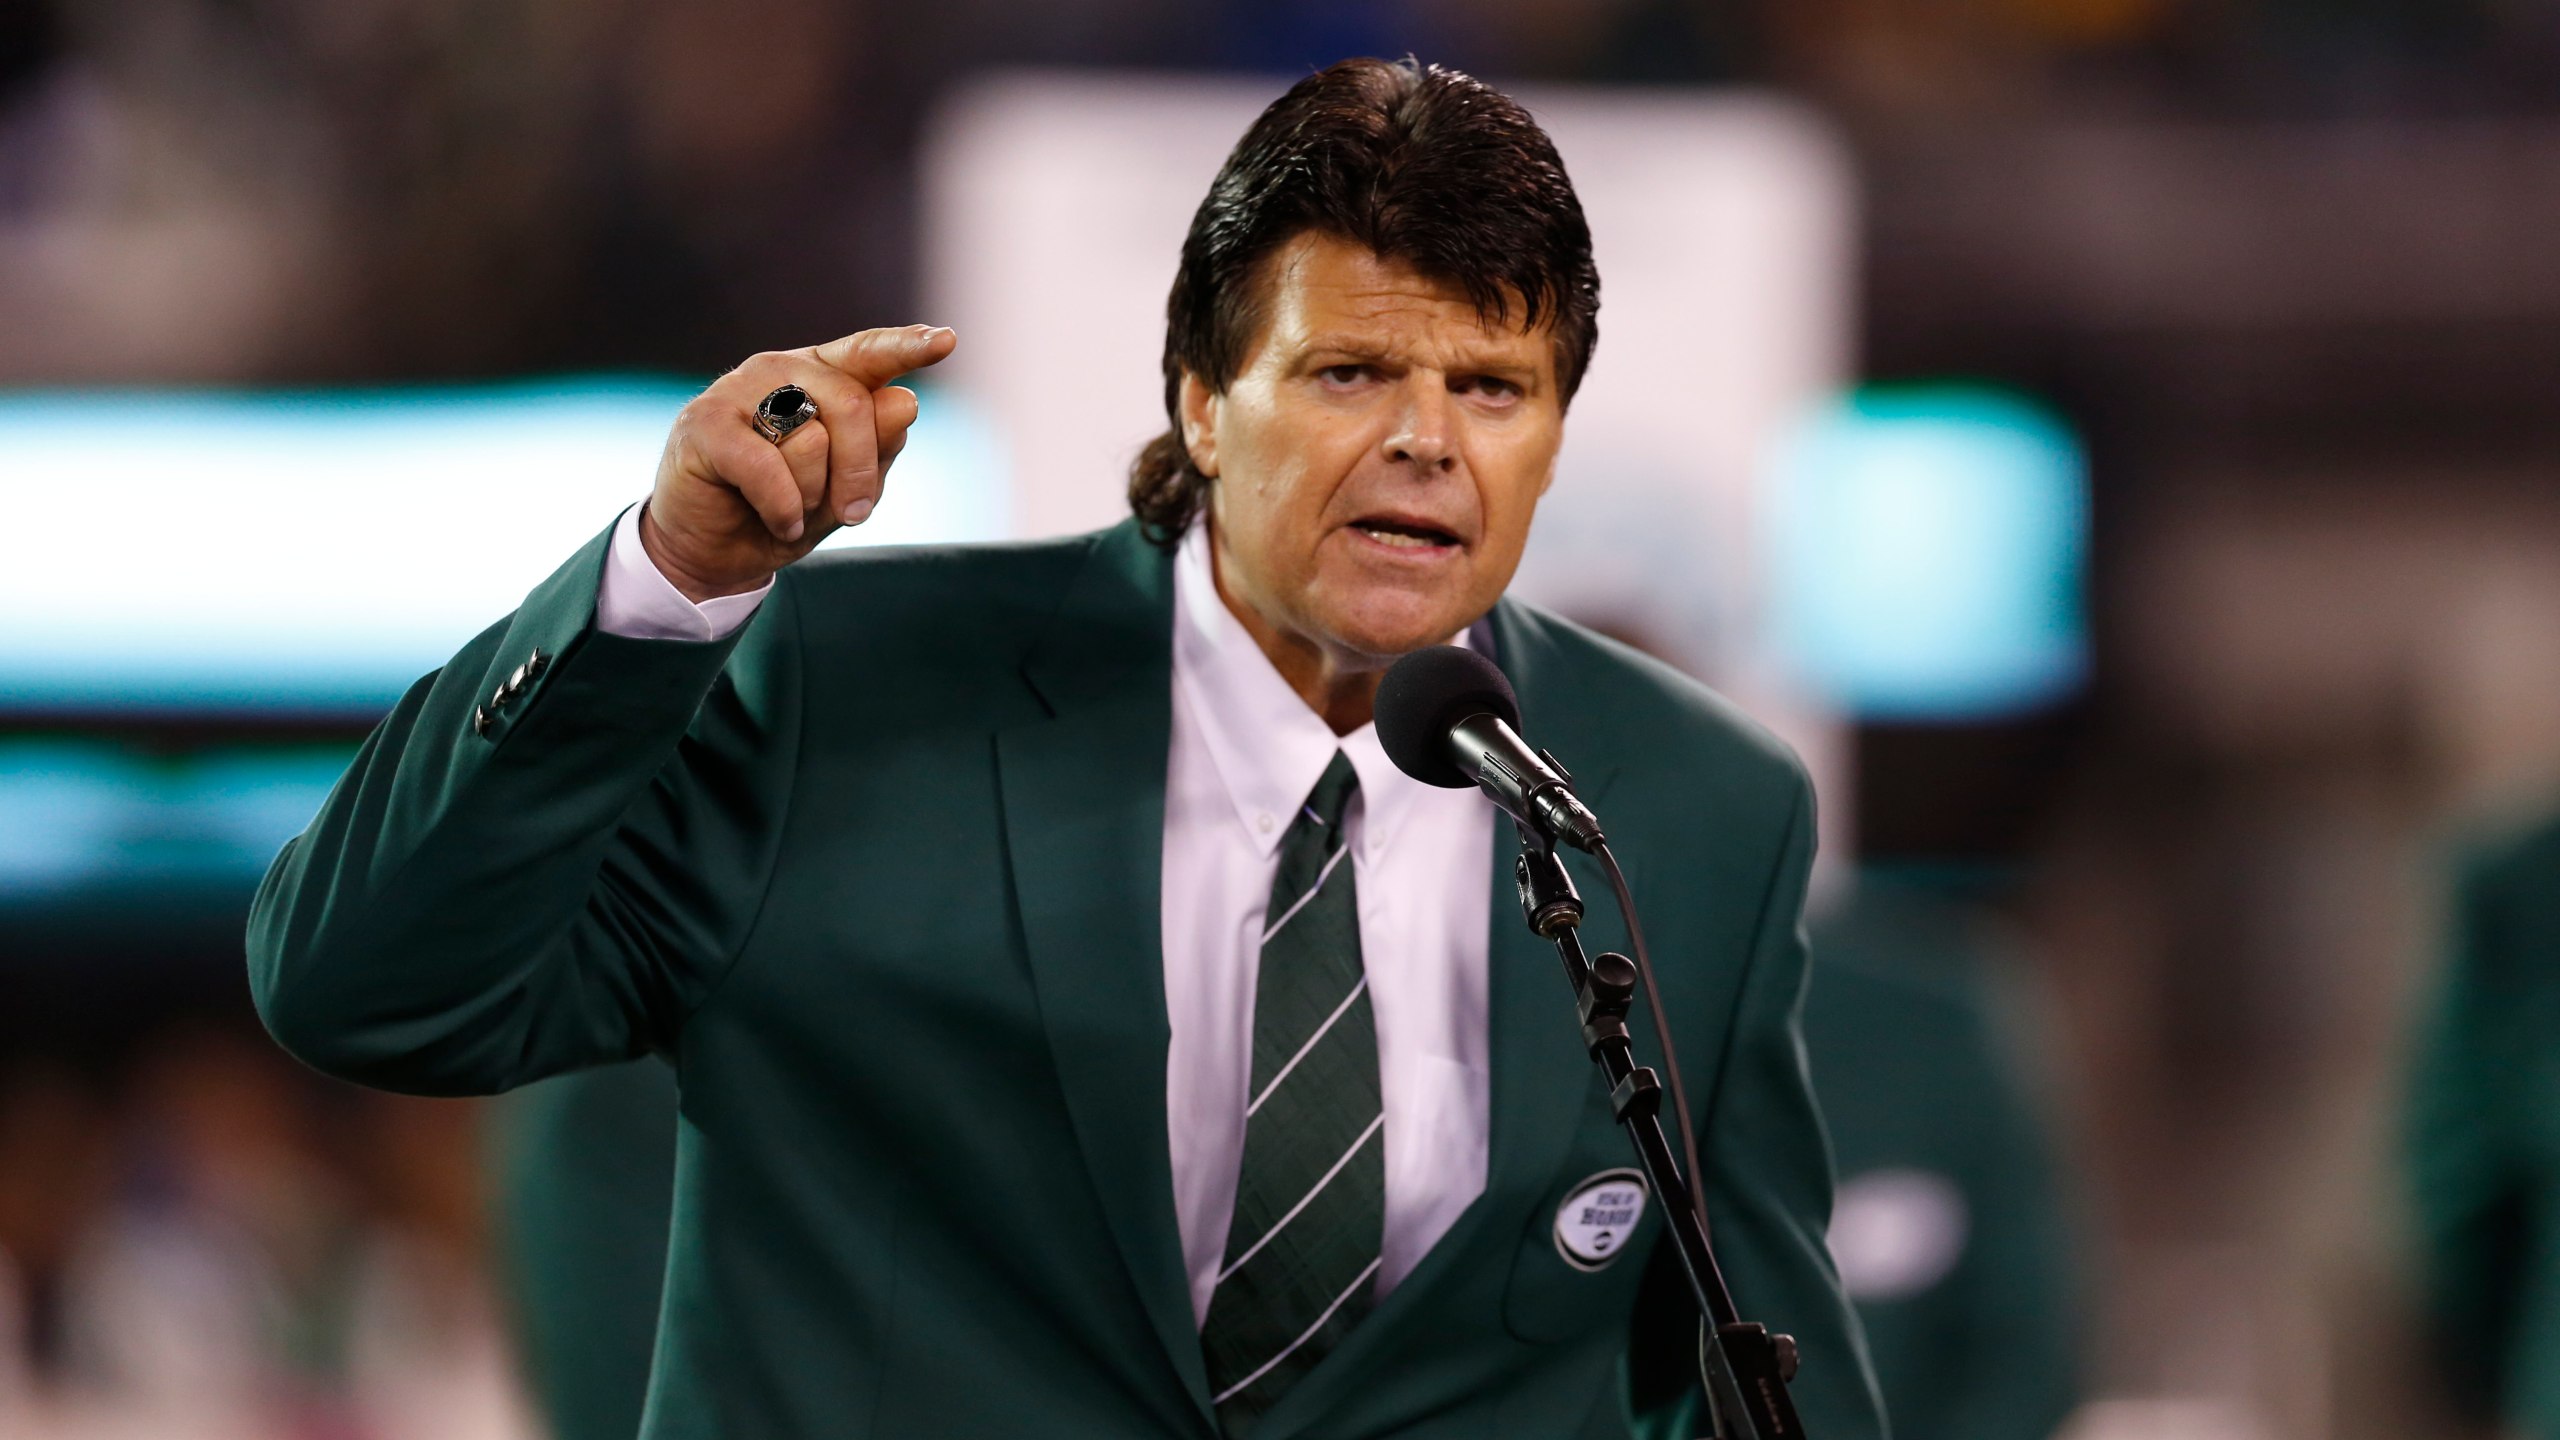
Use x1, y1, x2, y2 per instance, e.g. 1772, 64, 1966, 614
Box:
1349, 517, 1462, 551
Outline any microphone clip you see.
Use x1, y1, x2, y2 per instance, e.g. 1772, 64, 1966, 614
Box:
1512, 821, 1586, 939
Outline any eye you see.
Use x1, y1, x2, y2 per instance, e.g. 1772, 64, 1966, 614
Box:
1318, 363, 1373, 386
1457, 375, 1522, 401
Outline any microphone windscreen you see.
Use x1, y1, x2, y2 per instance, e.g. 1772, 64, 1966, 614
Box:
1375, 645, 1522, 789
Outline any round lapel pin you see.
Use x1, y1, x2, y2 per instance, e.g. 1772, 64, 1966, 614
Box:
1553, 1168, 1649, 1272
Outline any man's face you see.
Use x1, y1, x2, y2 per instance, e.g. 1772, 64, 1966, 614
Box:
1184, 232, 1565, 673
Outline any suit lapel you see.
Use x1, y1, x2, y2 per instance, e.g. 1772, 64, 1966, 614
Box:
1255, 599, 1620, 1440
1479, 599, 1624, 1238
994, 524, 1217, 1431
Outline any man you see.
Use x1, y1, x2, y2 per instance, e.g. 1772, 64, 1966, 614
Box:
2406, 811, 2560, 1438
1807, 879, 2080, 1440
250, 58, 1882, 1439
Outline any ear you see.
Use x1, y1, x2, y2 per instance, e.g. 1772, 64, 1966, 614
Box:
1178, 371, 1220, 479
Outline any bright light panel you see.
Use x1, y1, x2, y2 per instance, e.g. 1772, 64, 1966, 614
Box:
0, 379, 1008, 712
0, 740, 356, 896
1766, 387, 2089, 720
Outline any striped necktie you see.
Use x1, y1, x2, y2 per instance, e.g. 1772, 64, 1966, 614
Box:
1199, 751, 1383, 1434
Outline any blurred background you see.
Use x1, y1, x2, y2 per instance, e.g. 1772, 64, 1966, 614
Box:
8, 1, 2560, 1437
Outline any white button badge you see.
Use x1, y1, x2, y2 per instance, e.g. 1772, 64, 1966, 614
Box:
1553, 1168, 1649, 1272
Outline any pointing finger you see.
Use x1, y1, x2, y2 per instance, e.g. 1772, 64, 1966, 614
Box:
811, 324, 957, 390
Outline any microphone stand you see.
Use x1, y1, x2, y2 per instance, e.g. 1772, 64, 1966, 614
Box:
1513, 826, 1807, 1440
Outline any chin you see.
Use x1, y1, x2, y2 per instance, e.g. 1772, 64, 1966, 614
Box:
1316, 596, 1478, 666
1295, 548, 1504, 661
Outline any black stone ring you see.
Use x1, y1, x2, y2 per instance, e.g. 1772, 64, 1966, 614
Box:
753, 383, 819, 444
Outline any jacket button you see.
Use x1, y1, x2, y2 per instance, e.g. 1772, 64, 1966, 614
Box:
494, 650, 550, 711
472, 703, 494, 737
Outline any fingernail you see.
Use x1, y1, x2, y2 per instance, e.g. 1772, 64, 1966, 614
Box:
785, 518, 805, 540
843, 497, 875, 524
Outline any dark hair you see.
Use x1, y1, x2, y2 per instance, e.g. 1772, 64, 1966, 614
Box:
1127, 57, 1600, 545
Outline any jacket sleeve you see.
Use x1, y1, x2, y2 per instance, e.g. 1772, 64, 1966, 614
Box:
247, 522, 805, 1096
1626, 770, 1889, 1440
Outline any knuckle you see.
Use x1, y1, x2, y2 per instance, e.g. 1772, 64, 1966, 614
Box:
708, 435, 764, 478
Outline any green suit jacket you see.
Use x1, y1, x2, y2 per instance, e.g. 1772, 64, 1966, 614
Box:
491, 1061, 682, 1440
2407, 813, 2560, 1438
249, 519, 1882, 1440
1805, 881, 2079, 1440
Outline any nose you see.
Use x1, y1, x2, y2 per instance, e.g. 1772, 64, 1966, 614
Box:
1383, 374, 1455, 473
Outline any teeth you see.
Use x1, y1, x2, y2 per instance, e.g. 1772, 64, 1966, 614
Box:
1356, 524, 1447, 549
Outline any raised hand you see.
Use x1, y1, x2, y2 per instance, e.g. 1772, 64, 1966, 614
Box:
640, 324, 958, 602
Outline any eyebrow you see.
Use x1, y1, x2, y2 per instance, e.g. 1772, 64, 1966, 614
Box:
1297, 335, 1543, 378
1297, 335, 1395, 361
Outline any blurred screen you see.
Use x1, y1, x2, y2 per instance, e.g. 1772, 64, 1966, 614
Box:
0, 739, 354, 899
1765, 385, 2089, 721
0, 379, 1009, 715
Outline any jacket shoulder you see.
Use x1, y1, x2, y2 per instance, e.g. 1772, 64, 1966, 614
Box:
2445, 807, 2560, 993
737, 532, 1116, 719
758, 525, 1169, 721
776, 529, 1107, 636
1502, 598, 1811, 815
2460, 808, 2560, 894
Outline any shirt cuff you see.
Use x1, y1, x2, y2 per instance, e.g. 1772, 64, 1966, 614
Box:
595, 503, 772, 642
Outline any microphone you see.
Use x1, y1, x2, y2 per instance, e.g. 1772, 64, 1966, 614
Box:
1375, 645, 1604, 852
1383, 647, 1798, 1435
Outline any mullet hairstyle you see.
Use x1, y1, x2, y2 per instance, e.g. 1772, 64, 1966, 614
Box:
1127, 56, 1601, 545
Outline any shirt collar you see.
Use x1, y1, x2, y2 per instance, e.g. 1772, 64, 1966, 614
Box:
1171, 521, 1467, 863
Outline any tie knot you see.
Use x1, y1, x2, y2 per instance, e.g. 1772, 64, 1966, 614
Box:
1299, 751, 1360, 832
